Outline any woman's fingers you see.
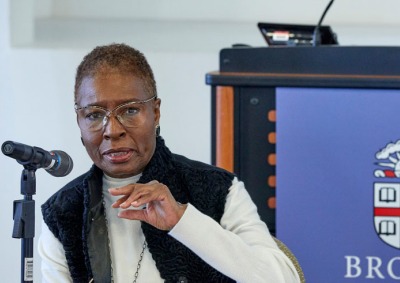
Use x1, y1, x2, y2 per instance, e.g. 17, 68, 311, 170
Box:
108, 180, 162, 208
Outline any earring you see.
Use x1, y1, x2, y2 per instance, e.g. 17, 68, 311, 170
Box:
155, 125, 160, 137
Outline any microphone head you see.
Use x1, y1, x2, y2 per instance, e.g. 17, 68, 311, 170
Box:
46, 150, 73, 177
1, 141, 14, 155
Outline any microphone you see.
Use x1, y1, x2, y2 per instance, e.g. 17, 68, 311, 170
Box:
313, 0, 335, 46
1, 141, 73, 177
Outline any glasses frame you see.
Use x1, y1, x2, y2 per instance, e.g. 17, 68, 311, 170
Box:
74, 94, 157, 131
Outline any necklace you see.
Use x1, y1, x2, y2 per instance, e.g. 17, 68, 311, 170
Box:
102, 194, 147, 283
133, 240, 147, 283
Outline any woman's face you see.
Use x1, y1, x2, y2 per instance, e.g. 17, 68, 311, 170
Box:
75, 71, 160, 178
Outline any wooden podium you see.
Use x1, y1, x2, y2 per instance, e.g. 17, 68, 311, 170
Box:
206, 46, 400, 234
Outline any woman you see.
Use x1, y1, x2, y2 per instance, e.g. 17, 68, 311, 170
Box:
38, 43, 300, 283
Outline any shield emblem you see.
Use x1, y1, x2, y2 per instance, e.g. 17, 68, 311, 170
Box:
374, 183, 400, 249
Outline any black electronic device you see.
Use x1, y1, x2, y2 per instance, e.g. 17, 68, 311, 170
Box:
258, 22, 338, 46
258, 0, 337, 46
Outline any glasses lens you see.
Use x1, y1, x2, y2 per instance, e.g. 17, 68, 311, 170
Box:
116, 103, 146, 128
78, 107, 107, 131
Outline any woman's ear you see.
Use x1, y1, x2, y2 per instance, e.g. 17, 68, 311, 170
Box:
154, 97, 161, 125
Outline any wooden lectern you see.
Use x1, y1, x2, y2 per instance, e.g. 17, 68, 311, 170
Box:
206, 46, 400, 234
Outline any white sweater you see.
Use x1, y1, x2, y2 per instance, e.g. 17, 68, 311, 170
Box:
38, 175, 300, 283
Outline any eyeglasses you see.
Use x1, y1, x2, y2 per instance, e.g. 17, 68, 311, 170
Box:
74, 95, 157, 132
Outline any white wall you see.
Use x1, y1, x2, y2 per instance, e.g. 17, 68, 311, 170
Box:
2, 0, 400, 282
35, 0, 400, 25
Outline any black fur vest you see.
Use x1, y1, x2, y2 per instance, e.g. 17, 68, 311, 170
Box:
42, 137, 236, 282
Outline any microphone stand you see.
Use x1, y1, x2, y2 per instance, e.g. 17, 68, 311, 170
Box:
13, 167, 36, 282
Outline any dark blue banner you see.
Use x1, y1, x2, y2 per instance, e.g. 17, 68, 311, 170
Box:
276, 87, 400, 282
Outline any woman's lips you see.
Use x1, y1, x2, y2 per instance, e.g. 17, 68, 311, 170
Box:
103, 149, 134, 163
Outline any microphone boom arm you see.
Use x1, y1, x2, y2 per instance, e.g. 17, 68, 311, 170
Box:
313, 0, 335, 46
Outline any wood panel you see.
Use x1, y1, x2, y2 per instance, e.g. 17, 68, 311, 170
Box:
215, 86, 234, 172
